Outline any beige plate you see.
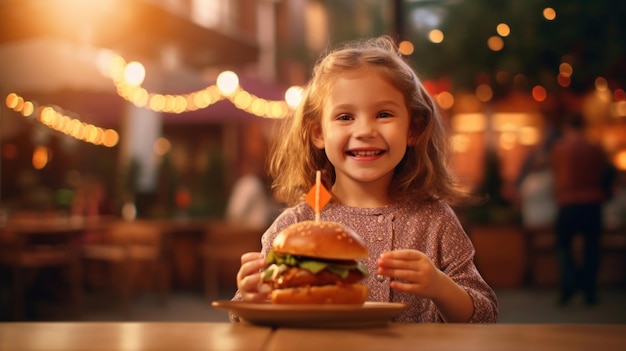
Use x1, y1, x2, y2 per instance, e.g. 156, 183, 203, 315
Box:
211, 301, 408, 328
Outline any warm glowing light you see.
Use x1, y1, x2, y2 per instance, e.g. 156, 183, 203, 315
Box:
32, 146, 49, 170
217, 71, 239, 95
499, 132, 517, 150
5, 93, 19, 109
519, 126, 541, 146
452, 113, 486, 133
398, 40, 414, 55
435, 92, 454, 110
543, 7, 557, 20
102, 129, 119, 147
106, 53, 296, 117
487, 36, 504, 51
95, 49, 118, 78
153, 137, 171, 156
285, 86, 303, 108
496, 23, 510, 37
557, 73, 571, 87
149, 94, 166, 111
532, 85, 547, 102
614, 150, 626, 171
233, 90, 252, 109
559, 63, 573, 77
21, 101, 35, 117
475, 84, 493, 102
595, 77, 608, 91
428, 29, 444, 44
492, 113, 536, 132
5, 93, 119, 148
451, 134, 470, 153
124, 61, 146, 86
84, 125, 98, 144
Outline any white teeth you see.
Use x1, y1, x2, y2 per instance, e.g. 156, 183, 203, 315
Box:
350, 150, 382, 157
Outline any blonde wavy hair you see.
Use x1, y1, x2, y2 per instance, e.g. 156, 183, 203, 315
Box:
268, 36, 470, 207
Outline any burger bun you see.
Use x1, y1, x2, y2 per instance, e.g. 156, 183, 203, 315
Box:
269, 283, 368, 305
272, 220, 368, 260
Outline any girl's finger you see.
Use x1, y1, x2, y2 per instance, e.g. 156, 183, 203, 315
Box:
240, 273, 271, 302
241, 251, 264, 265
237, 258, 266, 284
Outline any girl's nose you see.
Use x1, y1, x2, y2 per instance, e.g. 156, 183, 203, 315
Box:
353, 118, 377, 138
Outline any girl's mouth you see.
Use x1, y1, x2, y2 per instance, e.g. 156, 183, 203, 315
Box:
347, 150, 384, 157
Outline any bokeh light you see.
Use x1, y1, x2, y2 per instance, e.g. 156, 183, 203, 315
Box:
216, 71, 239, 96
285, 86, 304, 108
496, 23, 510, 37
543, 7, 557, 20
398, 40, 414, 55
124, 61, 146, 86
428, 29, 444, 44
487, 36, 504, 51
532, 85, 547, 102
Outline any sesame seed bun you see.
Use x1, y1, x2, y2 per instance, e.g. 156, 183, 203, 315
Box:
272, 220, 368, 260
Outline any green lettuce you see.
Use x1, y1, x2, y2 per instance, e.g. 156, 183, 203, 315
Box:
265, 250, 368, 279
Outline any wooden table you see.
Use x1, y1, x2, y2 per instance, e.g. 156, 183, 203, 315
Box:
268, 323, 626, 351
1, 323, 625, 351
0, 323, 271, 351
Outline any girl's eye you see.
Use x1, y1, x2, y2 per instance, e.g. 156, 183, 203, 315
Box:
378, 111, 393, 118
337, 114, 352, 121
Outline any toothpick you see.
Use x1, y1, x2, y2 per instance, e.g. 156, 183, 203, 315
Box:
315, 170, 321, 222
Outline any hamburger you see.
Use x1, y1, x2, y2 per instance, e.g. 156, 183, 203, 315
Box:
262, 220, 369, 304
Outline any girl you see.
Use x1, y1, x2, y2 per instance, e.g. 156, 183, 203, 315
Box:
233, 36, 498, 323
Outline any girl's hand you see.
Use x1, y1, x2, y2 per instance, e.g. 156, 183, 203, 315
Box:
376, 249, 444, 298
236, 252, 272, 302
377, 249, 475, 322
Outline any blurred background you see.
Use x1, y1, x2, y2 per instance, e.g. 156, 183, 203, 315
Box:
0, 0, 625, 322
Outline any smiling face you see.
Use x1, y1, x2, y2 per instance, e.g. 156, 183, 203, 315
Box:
312, 68, 414, 203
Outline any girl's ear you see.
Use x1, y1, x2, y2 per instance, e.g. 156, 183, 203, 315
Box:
311, 124, 325, 149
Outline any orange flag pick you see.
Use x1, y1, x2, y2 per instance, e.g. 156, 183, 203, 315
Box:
305, 170, 331, 222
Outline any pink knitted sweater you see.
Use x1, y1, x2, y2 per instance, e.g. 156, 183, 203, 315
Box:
231, 199, 498, 323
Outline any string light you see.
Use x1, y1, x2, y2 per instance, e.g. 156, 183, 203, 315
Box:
3, 54, 304, 150
5, 93, 119, 148
108, 54, 301, 118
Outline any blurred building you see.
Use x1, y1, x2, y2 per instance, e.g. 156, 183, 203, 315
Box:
1, 0, 625, 223
0, 0, 291, 218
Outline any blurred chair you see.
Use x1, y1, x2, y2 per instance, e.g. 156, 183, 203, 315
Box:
523, 225, 556, 286
82, 220, 170, 317
0, 216, 83, 320
524, 225, 626, 286
200, 220, 263, 300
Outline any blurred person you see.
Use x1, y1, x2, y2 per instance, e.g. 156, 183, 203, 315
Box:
519, 150, 557, 230
550, 112, 615, 306
603, 171, 626, 230
516, 127, 560, 230
225, 160, 279, 229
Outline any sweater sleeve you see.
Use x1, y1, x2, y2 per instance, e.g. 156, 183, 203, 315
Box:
436, 203, 499, 323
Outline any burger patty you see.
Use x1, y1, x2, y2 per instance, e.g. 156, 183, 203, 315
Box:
272, 267, 365, 289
